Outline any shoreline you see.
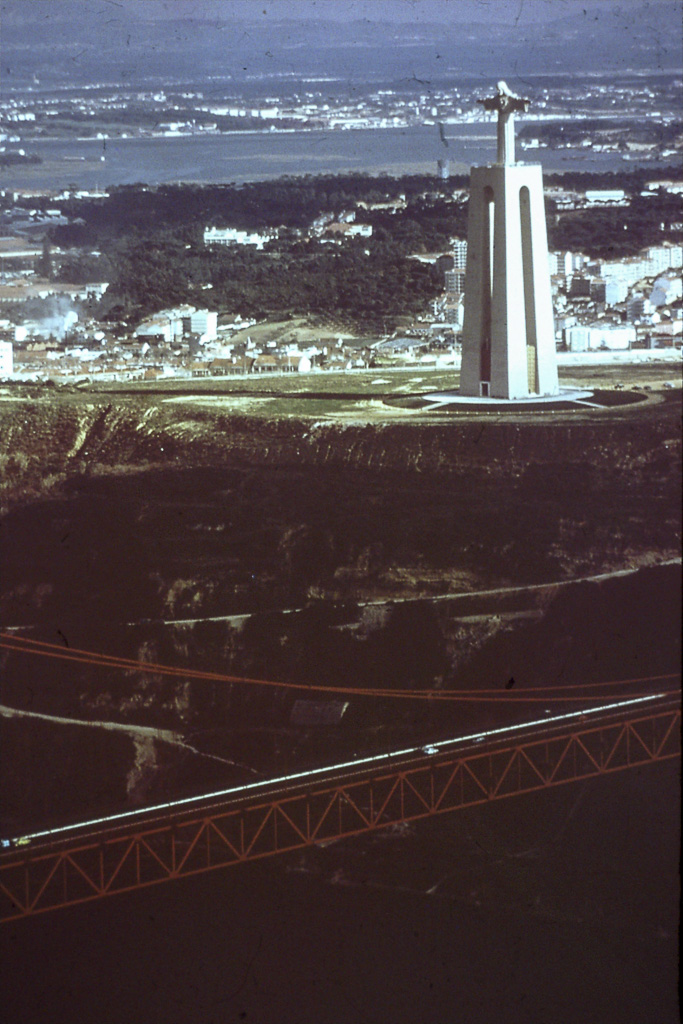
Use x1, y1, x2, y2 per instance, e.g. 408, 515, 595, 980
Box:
0, 122, 670, 193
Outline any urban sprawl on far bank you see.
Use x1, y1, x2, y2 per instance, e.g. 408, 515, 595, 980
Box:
0, 175, 681, 384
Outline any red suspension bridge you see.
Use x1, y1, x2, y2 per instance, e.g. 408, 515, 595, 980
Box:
0, 632, 680, 923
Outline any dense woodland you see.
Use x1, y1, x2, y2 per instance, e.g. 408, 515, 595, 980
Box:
32, 167, 683, 329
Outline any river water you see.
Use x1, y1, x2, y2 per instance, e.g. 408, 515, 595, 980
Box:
0, 124, 659, 191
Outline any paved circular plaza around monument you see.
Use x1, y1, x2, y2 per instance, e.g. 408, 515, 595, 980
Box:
389, 386, 652, 415
423, 387, 592, 406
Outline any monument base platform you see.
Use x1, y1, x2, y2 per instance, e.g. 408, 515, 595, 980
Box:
387, 387, 650, 414
424, 387, 592, 408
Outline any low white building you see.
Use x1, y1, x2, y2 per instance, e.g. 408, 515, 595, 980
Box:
564, 325, 636, 352
323, 222, 373, 240
584, 189, 627, 206
134, 316, 179, 343
203, 226, 273, 250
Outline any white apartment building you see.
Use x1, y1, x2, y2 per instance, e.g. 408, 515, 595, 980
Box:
604, 279, 629, 306
626, 294, 653, 322
599, 258, 651, 285
452, 239, 468, 270
645, 245, 683, 272
549, 250, 586, 276
189, 309, 218, 339
0, 340, 13, 376
650, 275, 683, 307
445, 270, 466, 294
600, 245, 683, 287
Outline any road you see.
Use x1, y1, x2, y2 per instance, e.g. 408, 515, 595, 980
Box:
128, 557, 681, 629
3, 689, 674, 856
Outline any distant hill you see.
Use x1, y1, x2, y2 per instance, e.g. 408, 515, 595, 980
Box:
1, 0, 681, 89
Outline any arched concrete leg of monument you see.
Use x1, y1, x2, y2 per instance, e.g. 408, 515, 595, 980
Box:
460, 163, 558, 400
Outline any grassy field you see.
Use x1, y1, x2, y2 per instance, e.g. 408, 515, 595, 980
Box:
86, 360, 681, 421
92, 367, 463, 420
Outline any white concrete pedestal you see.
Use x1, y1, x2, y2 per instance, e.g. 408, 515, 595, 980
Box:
460, 163, 558, 399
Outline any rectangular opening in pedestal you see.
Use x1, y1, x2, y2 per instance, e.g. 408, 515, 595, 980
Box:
480, 185, 494, 390
520, 185, 539, 394
480, 381, 490, 397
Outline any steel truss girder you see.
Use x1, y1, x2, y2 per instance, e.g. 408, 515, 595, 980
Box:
1, 707, 679, 922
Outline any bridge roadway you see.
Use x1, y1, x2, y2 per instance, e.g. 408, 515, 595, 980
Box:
3, 690, 676, 857
1, 689, 679, 921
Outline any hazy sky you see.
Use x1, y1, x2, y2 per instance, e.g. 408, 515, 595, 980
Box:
136, 0, 578, 21
66, 0, 683, 25
1, 0, 680, 83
